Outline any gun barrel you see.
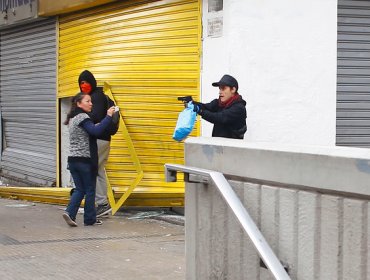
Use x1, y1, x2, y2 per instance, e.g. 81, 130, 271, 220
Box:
177, 96, 192, 102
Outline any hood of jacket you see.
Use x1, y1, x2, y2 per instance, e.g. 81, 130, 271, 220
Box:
78, 70, 97, 91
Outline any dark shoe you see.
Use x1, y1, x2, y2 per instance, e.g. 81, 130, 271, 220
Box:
96, 204, 112, 218
84, 219, 103, 226
62, 212, 77, 227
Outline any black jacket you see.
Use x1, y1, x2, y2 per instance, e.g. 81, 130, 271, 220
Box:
199, 96, 247, 139
78, 70, 119, 141
89, 87, 118, 141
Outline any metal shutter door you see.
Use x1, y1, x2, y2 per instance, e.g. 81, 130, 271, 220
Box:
58, 0, 200, 198
0, 18, 57, 186
337, 0, 370, 147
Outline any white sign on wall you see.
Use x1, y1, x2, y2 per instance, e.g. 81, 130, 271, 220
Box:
207, 17, 223, 38
208, 0, 223, 12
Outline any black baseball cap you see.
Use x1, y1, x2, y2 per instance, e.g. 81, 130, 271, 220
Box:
212, 74, 238, 91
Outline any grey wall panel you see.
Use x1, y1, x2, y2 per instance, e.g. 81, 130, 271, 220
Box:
188, 181, 370, 280
337, 0, 370, 147
0, 18, 57, 186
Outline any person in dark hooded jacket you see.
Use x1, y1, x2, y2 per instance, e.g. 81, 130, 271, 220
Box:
77, 70, 118, 217
192, 74, 247, 139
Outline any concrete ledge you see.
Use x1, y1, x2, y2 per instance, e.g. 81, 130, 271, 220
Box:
185, 137, 370, 197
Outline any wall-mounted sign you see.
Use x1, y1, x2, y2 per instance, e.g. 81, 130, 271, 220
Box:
0, 0, 34, 11
208, 0, 223, 13
207, 17, 223, 38
0, 0, 37, 28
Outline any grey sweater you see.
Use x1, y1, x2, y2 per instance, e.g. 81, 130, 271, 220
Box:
69, 113, 91, 158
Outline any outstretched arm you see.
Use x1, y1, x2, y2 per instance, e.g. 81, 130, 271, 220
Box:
80, 116, 112, 137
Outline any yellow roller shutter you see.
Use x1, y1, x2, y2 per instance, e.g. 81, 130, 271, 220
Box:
58, 0, 201, 207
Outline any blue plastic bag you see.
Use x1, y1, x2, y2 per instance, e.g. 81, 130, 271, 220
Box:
173, 101, 197, 141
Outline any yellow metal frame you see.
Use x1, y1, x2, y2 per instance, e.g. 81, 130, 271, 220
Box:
103, 82, 143, 215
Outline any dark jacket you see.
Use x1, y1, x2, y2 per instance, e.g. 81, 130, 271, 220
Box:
89, 87, 118, 141
78, 70, 118, 141
199, 96, 247, 139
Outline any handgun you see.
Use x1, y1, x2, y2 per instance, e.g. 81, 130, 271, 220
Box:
177, 96, 193, 103
178, 96, 193, 108
177, 95, 193, 103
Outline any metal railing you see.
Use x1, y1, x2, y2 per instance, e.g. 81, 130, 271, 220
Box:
165, 163, 291, 280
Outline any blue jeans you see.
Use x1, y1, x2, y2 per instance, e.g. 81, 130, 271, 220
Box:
66, 161, 96, 225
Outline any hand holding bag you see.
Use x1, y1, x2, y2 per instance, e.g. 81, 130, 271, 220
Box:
173, 101, 197, 141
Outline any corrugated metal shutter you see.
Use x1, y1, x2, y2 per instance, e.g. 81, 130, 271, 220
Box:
0, 18, 57, 186
337, 0, 370, 147
58, 0, 200, 197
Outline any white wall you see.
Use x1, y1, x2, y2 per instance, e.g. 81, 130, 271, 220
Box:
60, 98, 73, 187
201, 0, 338, 145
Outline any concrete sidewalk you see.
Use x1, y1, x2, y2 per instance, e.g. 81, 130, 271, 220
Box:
0, 198, 185, 280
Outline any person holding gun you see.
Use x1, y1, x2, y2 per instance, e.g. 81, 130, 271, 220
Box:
190, 74, 247, 139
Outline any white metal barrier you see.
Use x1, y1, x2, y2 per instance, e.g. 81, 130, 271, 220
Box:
165, 163, 291, 280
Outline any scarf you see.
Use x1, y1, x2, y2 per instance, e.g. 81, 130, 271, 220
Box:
70, 107, 88, 119
219, 94, 241, 108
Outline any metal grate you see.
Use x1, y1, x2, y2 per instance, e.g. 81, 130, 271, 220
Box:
337, 0, 370, 147
0, 18, 57, 186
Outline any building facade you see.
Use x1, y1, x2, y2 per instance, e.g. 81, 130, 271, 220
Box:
0, 0, 369, 196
